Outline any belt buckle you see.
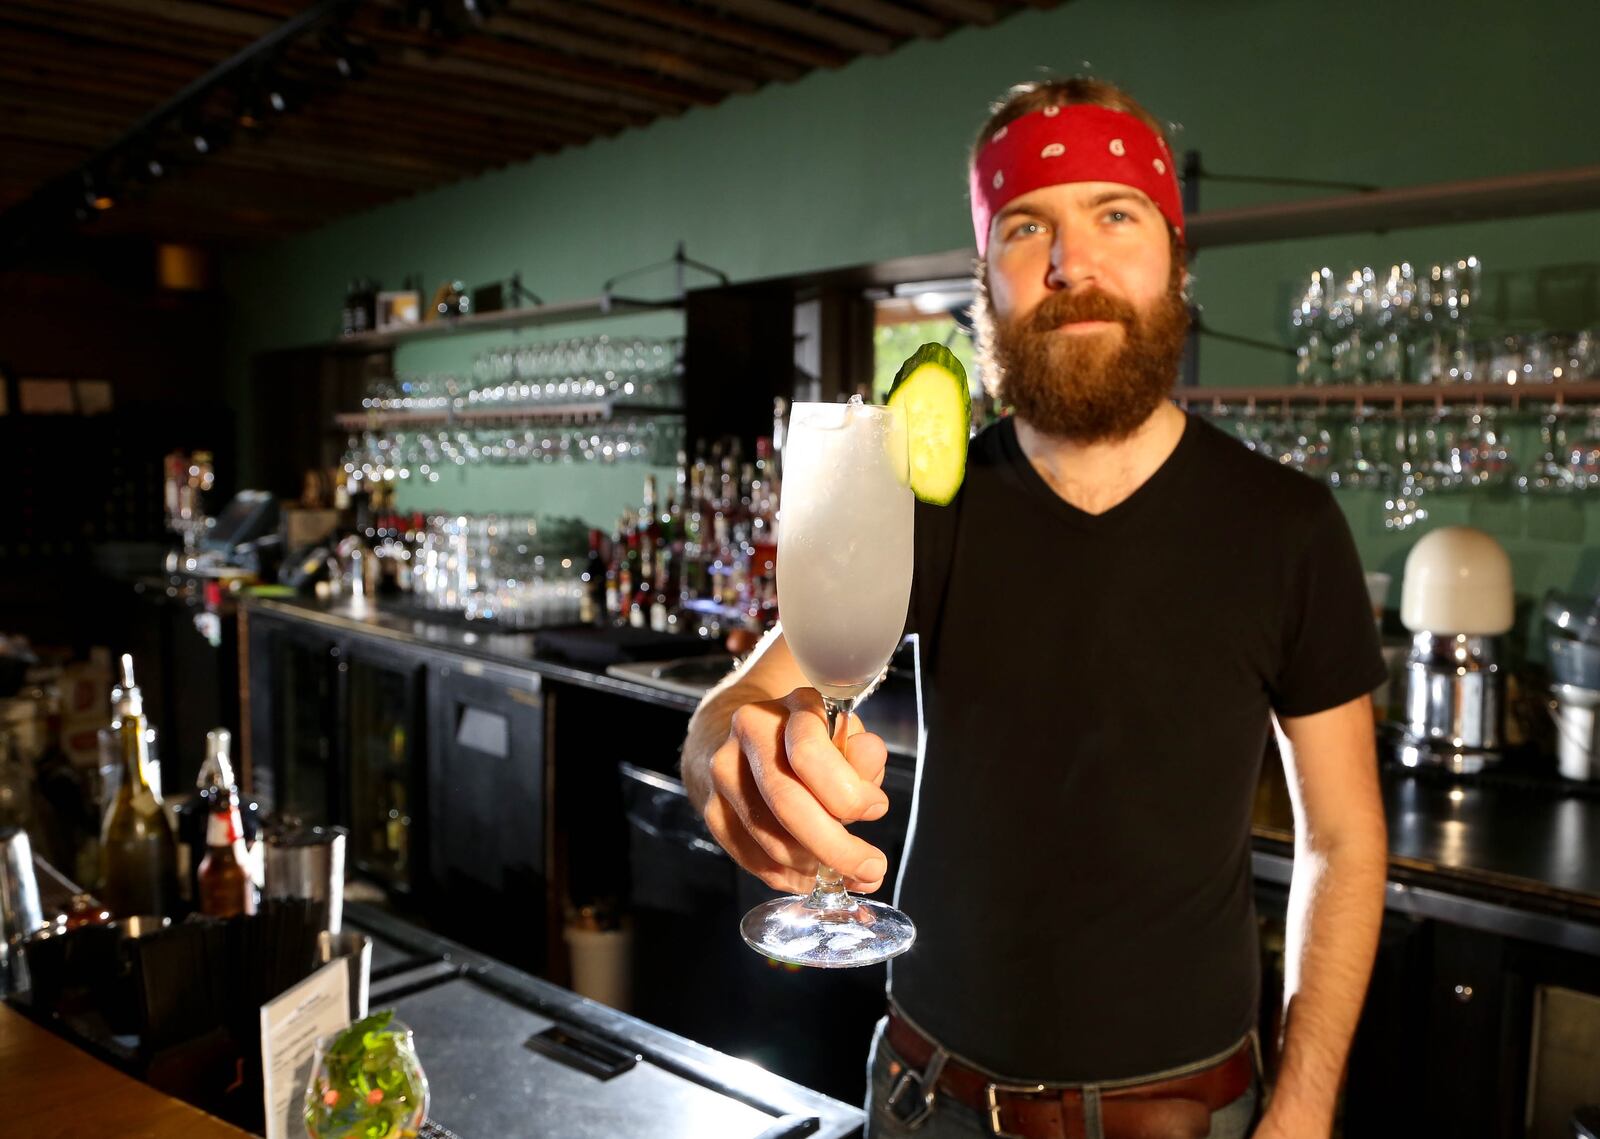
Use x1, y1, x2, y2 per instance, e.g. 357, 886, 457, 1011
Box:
885, 1047, 947, 1130
984, 1080, 1048, 1138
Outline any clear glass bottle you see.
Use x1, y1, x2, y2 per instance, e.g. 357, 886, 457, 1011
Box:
99, 656, 179, 918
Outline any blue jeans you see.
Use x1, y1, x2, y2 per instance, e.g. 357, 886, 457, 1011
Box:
863, 1016, 1263, 1139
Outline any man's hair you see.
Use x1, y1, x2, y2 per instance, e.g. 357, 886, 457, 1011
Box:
970, 76, 1173, 168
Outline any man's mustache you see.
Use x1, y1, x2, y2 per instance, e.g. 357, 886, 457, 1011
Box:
1022, 288, 1138, 335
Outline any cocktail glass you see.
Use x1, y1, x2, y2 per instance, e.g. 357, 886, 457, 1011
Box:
739, 398, 917, 968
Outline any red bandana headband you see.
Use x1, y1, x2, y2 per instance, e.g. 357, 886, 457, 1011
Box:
970, 104, 1184, 256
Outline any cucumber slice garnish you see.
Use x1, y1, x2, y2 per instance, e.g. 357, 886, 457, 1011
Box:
886, 343, 971, 505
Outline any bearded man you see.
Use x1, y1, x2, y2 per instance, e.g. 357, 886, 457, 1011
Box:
682, 78, 1389, 1139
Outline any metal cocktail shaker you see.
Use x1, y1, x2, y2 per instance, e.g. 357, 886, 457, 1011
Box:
264, 824, 347, 934
0, 827, 45, 993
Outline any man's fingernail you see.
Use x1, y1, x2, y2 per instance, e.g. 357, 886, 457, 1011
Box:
860, 799, 889, 821
854, 856, 887, 881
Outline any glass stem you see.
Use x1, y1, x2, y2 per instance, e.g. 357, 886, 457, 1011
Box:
806, 696, 856, 913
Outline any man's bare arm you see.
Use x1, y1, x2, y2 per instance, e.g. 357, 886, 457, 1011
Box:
1255, 695, 1388, 1138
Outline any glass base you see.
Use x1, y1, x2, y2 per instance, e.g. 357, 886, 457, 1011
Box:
740, 893, 916, 969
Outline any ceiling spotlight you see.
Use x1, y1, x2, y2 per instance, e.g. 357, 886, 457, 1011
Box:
146, 157, 165, 179
322, 28, 374, 79
193, 132, 212, 154
81, 171, 115, 211
267, 89, 288, 113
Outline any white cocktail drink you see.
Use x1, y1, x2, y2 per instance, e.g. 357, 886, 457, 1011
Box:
741, 397, 918, 969
778, 401, 914, 701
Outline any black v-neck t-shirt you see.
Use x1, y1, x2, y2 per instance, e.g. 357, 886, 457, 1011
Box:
888, 412, 1385, 1082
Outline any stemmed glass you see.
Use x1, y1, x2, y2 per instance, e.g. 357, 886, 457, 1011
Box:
1328, 408, 1387, 489
1518, 408, 1578, 494
1569, 408, 1600, 488
740, 397, 917, 968
1383, 412, 1429, 531
303, 1013, 428, 1139
1289, 269, 1331, 385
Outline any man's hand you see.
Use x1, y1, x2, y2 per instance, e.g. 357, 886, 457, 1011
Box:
1250, 1108, 1324, 1139
697, 687, 892, 895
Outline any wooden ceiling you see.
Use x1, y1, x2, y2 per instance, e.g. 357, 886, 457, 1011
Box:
1, 0, 1062, 247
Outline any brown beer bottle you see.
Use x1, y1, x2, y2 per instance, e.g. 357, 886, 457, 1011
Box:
196, 729, 256, 918
100, 656, 180, 918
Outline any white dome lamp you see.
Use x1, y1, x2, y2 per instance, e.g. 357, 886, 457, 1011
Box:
1398, 526, 1515, 774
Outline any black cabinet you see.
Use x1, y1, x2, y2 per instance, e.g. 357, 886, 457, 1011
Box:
426, 658, 547, 969
344, 641, 428, 896
247, 616, 343, 826
244, 615, 432, 899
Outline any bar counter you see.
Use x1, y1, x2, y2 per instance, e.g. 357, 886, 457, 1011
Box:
242, 593, 1600, 955
0, 1003, 250, 1139
5, 899, 862, 1139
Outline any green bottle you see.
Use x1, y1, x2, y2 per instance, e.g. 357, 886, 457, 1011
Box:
100, 655, 178, 918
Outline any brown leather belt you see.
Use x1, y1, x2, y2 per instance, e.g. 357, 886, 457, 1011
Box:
884, 1011, 1255, 1139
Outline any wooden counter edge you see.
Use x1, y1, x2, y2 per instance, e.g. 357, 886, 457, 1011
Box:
0, 1003, 253, 1138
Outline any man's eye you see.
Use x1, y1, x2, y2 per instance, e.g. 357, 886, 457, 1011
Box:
1104, 210, 1132, 224
1007, 220, 1045, 239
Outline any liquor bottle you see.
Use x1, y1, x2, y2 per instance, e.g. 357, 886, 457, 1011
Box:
604, 527, 622, 623
100, 655, 179, 918
196, 729, 255, 918
748, 439, 779, 628
30, 689, 92, 872
582, 529, 607, 625
626, 535, 647, 630
175, 729, 263, 907
651, 548, 674, 632
673, 449, 689, 532
666, 505, 686, 617
639, 474, 661, 546
710, 509, 733, 608
0, 731, 30, 831
618, 525, 637, 625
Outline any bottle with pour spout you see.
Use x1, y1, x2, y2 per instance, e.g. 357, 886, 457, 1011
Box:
100, 655, 179, 918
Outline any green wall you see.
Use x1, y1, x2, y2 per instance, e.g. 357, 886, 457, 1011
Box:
226, 0, 1600, 621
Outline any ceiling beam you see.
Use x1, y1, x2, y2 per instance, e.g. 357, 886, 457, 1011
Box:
69, 0, 277, 37
706, 0, 898, 56
347, 13, 718, 113
391, 45, 674, 118
486, 12, 760, 94
506, 0, 805, 84
583, 0, 851, 70
914, 0, 1000, 23
810, 0, 947, 39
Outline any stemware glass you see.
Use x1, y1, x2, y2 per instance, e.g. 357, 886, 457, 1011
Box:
1328, 408, 1387, 490
1517, 407, 1576, 494
303, 1013, 428, 1139
1289, 270, 1330, 385
1568, 408, 1600, 489
740, 398, 916, 968
1383, 412, 1429, 531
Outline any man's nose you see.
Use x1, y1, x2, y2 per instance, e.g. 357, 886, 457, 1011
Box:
1047, 229, 1099, 290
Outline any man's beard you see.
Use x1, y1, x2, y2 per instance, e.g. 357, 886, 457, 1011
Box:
973, 265, 1190, 444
